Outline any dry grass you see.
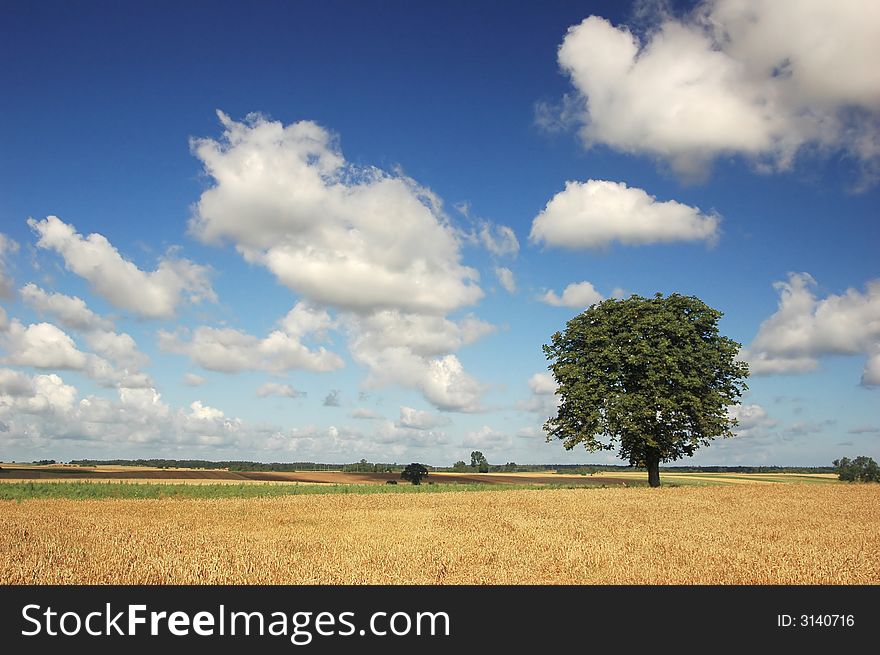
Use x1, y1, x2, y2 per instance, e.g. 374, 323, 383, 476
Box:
2, 485, 878, 585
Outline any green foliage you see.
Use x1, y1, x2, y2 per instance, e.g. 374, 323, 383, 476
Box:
543, 293, 749, 487
451, 460, 469, 472
400, 463, 429, 485
470, 450, 489, 473
833, 456, 880, 483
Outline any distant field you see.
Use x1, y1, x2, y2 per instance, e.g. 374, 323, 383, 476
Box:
2, 485, 876, 584
0, 464, 840, 490
0, 464, 636, 487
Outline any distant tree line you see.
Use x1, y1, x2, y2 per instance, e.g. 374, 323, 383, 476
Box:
58, 458, 836, 474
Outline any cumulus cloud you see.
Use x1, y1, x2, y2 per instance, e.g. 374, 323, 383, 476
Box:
1, 320, 89, 370
186, 111, 493, 411
256, 382, 305, 398
322, 389, 341, 407
549, 2, 880, 183
495, 267, 516, 294
0, 369, 247, 448
158, 303, 344, 374
189, 111, 482, 315
530, 180, 719, 249
0, 234, 19, 299
28, 216, 215, 318
0, 318, 151, 389
540, 281, 604, 309
0, 368, 34, 396
20, 283, 113, 332
728, 403, 777, 438
344, 310, 493, 412
396, 406, 451, 430
743, 273, 880, 385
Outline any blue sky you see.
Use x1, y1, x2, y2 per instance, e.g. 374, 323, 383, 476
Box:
1, 0, 878, 466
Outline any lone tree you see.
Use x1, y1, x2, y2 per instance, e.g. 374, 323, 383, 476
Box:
470, 450, 489, 473
543, 293, 749, 487
401, 463, 429, 485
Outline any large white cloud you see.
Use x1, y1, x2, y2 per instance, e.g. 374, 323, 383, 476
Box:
530, 180, 719, 249
540, 281, 604, 309
28, 216, 215, 318
552, 1, 880, 181
187, 112, 492, 411
189, 111, 482, 315
744, 273, 880, 385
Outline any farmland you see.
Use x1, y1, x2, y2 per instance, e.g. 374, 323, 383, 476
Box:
2, 482, 878, 585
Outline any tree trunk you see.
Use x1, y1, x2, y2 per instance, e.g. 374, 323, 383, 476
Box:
646, 451, 661, 488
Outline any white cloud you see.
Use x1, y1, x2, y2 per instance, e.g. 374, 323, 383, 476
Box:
0, 234, 19, 299
552, 2, 880, 182
344, 310, 493, 412
744, 273, 880, 384
540, 280, 604, 309
515, 426, 545, 439
158, 304, 345, 374
519, 371, 561, 417
256, 382, 305, 398
862, 349, 880, 387
479, 222, 520, 258
0, 318, 151, 389
0, 368, 34, 396
189, 111, 482, 315
528, 372, 556, 395
495, 267, 516, 294
462, 425, 511, 451
396, 406, 451, 430
84, 330, 149, 371
530, 180, 719, 249
28, 216, 215, 318
183, 373, 206, 387
1, 320, 89, 370
728, 403, 777, 438
346, 311, 494, 359
20, 283, 113, 332
186, 112, 495, 411
0, 369, 247, 448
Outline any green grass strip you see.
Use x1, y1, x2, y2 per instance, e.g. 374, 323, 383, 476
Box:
0, 480, 635, 501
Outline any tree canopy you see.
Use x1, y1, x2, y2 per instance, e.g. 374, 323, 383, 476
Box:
400, 463, 429, 485
470, 451, 489, 473
543, 293, 749, 487
833, 456, 880, 482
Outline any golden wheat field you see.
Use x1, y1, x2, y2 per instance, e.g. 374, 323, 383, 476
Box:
2, 484, 878, 585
